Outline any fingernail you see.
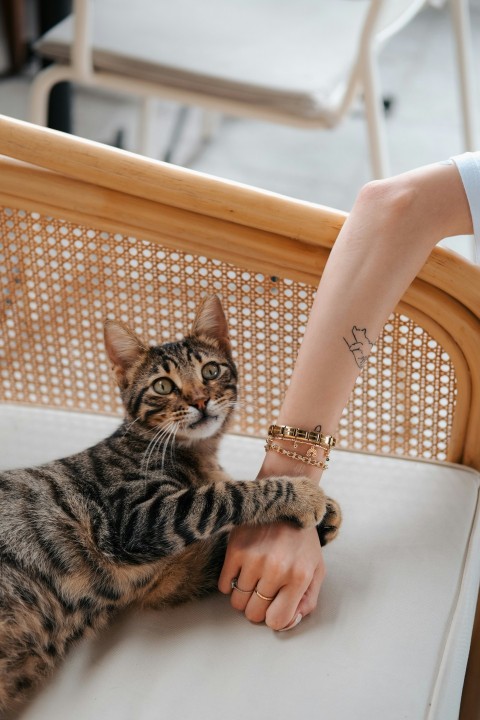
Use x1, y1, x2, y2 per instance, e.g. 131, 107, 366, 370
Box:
278, 614, 303, 632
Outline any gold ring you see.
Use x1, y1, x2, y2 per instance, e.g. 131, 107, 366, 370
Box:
231, 577, 254, 594
254, 586, 276, 602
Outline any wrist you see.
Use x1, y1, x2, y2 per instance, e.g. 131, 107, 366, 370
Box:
258, 439, 325, 484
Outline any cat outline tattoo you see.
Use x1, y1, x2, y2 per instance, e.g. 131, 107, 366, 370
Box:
343, 326, 373, 368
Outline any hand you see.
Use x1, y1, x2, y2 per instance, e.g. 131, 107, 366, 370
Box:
218, 522, 325, 631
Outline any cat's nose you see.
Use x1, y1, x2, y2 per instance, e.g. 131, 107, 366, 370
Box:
192, 398, 208, 411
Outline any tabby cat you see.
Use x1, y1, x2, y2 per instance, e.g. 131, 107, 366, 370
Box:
0, 295, 341, 712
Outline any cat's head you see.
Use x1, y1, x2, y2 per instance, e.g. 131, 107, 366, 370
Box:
104, 296, 237, 443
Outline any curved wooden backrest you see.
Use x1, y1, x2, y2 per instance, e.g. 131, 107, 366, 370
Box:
0, 116, 479, 469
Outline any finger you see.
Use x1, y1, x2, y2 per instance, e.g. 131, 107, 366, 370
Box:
277, 614, 303, 633
229, 569, 259, 611
217, 546, 241, 595
244, 578, 288, 625
218, 526, 255, 595
295, 563, 326, 619
264, 574, 311, 631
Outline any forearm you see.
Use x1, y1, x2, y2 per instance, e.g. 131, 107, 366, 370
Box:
225, 160, 473, 631
260, 161, 472, 482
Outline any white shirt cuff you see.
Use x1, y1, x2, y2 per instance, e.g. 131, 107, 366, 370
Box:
450, 152, 480, 263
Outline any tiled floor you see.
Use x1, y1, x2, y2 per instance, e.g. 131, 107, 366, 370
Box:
0, 3, 479, 259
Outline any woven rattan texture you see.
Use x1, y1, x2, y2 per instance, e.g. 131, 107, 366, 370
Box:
0, 207, 456, 461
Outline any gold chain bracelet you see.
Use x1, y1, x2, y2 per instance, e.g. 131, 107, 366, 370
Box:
273, 436, 329, 453
264, 438, 329, 470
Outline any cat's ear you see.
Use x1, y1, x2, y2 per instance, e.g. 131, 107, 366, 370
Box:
191, 295, 231, 353
104, 320, 147, 385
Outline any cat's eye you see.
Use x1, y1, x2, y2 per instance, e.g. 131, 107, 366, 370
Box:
201, 362, 220, 381
152, 377, 175, 395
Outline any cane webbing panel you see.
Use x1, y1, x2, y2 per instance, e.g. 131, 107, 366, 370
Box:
0, 207, 456, 461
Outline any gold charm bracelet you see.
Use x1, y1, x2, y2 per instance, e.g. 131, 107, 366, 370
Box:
264, 438, 329, 470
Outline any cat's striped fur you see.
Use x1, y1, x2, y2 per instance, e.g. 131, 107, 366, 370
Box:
0, 296, 341, 713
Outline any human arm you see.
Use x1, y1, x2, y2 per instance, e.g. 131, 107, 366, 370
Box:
218, 159, 475, 631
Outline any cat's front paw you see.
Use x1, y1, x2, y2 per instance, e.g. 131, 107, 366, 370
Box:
317, 497, 342, 546
279, 477, 327, 529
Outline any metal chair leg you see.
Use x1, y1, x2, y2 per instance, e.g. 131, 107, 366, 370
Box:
362, 47, 390, 180
449, 0, 477, 151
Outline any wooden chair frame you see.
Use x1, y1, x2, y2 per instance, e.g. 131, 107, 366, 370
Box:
0, 115, 479, 716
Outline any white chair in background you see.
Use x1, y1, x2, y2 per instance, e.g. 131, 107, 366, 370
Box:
29, 0, 477, 179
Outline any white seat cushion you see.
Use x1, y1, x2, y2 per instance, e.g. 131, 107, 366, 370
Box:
35, 0, 371, 122
1, 404, 480, 720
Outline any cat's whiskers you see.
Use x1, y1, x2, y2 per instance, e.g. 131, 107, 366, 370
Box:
172, 412, 194, 432
124, 415, 162, 441
142, 417, 183, 483
220, 397, 240, 407
215, 398, 241, 415
141, 423, 170, 482
122, 416, 144, 437
159, 421, 179, 473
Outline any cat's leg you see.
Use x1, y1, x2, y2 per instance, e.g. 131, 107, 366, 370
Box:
141, 535, 228, 609
142, 494, 342, 611
0, 617, 56, 714
117, 476, 327, 562
0, 565, 110, 713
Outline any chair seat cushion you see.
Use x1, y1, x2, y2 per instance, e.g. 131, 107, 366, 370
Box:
35, 0, 371, 121
2, 404, 480, 720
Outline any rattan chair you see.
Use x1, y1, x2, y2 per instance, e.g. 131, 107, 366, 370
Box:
30, 0, 477, 177
0, 114, 480, 719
